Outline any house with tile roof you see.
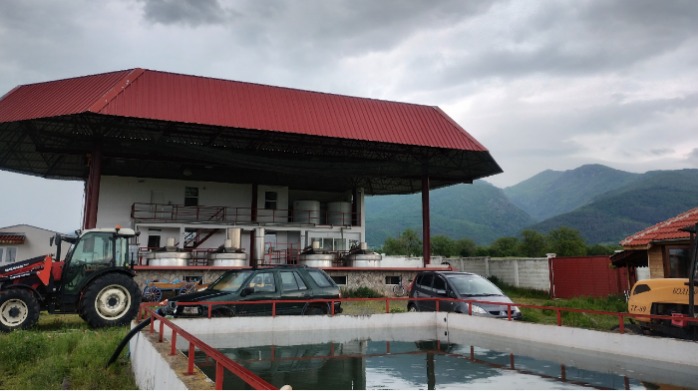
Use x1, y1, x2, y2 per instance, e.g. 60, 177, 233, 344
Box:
611, 207, 698, 283
0, 224, 58, 265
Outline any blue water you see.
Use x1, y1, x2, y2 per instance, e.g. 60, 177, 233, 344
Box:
193, 338, 682, 390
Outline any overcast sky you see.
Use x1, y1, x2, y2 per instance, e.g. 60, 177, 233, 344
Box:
1, 0, 697, 232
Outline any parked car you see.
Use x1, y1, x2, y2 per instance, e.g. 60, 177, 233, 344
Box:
407, 271, 521, 319
159, 265, 342, 318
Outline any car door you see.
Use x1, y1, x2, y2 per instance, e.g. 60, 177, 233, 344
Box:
413, 272, 435, 311
278, 270, 310, 315
238, 270, 278, 316
431, 275, 454, 312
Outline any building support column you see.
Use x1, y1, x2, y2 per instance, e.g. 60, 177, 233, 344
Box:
422, 174, 431, 267
250, 184, 258, 267
82, 145, 102, 229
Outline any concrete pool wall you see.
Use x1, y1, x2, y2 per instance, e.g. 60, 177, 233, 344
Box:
129, 313, 698, 389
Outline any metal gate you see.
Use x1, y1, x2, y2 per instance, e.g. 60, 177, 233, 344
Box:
549, 256, 629, 299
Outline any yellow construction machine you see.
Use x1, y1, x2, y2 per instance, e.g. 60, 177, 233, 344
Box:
626, 224, 697, 340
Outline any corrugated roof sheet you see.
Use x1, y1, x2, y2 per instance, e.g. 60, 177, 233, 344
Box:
0, 68, 487, 152
620, 207, 698, 248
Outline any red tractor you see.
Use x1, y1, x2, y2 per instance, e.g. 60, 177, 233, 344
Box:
0, 227, 141, 332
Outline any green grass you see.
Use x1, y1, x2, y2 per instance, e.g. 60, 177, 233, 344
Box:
0, 313, 137, 390
494, 280, 628, 331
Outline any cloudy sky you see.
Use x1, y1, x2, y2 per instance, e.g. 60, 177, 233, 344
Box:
1, 0, 697, 231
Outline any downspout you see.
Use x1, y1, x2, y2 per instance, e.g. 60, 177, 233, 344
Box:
82, 145, 102, 229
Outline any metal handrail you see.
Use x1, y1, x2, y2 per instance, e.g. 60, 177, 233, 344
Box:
164, 296, 698, 333
139, 306, 276, 390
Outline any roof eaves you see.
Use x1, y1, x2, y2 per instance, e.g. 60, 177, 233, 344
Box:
88, 68, 146, 113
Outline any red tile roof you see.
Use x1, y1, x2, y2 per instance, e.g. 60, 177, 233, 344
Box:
0, 68, 488, 152
0, 233, 26, 245
620, 207, 698, 248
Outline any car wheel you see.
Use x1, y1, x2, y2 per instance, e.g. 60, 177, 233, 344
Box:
211, 306, 236, 318
407, 303, 418, 312
305, 305, 327, 315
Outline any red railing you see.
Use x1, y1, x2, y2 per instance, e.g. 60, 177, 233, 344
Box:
139, 306, 277, 390
155, 296, 698, 334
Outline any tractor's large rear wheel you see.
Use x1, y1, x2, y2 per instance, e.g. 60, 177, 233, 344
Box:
80, 274, 141, 328
0, 289, 40, 332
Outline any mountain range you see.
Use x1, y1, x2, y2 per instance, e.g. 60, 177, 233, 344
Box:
364, 164, 698, 247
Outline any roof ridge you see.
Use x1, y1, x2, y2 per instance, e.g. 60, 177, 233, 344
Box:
621, 206, 698, 246
88, 68, 146, 113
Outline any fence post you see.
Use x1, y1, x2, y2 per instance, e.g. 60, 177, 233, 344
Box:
170, 330, 178, 355
188, 342, 195, 375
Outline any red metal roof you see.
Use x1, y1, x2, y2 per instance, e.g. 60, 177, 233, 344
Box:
0, 233, 26, 245
620, 207, 698, 248
0, 68, 487, 151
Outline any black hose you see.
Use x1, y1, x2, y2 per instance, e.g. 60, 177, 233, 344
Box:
106, 318, 152, 368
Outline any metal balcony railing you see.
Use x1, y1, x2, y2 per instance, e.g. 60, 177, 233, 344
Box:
131, 202, 356, 226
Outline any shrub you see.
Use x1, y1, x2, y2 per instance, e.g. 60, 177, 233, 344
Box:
341, 286, 383, 298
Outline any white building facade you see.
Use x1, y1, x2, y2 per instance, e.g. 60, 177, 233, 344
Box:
95, 176, 366, 266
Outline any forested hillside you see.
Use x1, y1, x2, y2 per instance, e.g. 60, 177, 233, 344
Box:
365, 166, 698, 247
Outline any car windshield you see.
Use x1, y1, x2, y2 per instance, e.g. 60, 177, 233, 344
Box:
448, 275, 504, 296
209, 270, 255, 292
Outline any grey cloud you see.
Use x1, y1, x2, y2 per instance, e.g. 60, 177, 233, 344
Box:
139, 0, 228, 26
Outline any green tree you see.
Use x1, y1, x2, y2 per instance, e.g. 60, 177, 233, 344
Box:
455, 238, 478, 257
518, 229, 548, 257
382, 229, 423, 256
546, 227, 587, 257
587, 243, 620, 256
488, 237, 520, 257
431, 235, 456, 256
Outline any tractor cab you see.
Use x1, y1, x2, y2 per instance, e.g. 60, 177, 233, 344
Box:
52, 227, 138, 306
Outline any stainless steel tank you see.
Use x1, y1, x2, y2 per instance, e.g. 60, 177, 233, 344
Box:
147, 251, 191, 267
208, 252, 248, 267
298, 253, 335, 268
345, 252, 382, 268
293, 200, 321, 224
327, 201, 352, 225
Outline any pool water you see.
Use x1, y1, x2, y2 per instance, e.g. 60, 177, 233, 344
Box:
192, 337, 686, 390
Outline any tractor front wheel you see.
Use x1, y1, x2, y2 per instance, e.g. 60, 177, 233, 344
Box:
0, 289, 40, 332
80, 274, 141, 328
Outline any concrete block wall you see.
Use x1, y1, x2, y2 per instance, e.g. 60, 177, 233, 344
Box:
446, 257, 550, 292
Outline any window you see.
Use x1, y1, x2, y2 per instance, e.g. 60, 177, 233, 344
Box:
147, 235, 161, 249
280, 271, 307, 291
248, 271, 276, 293
384, 276, 400, 285
432, 276, 447, 294
666, 246, 690, 278
308, 269, 334, 288
331, 276, 347, 285
264, 191, 277, 210
0, 247, 17, 264
416, 273, 433, 289
184, 187, 198, 207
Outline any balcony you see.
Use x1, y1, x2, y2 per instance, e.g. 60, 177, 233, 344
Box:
131, 202, 356, 226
